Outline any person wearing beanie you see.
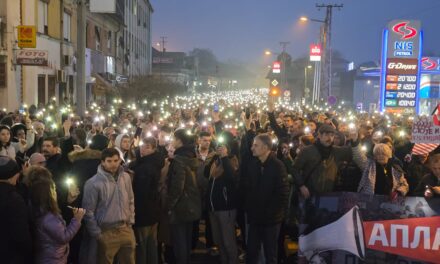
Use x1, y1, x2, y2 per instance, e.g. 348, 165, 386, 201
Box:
89, 134, 109, 151
0, 156, 33, 264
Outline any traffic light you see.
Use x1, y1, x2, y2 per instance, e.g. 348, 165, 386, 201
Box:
269, 86, 281, 97
269, 78, 281, 97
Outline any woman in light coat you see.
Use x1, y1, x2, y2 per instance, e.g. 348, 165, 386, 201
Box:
358, 143, 409, 196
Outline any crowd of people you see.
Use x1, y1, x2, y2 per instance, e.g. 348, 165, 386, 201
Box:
0, 89, 439, 264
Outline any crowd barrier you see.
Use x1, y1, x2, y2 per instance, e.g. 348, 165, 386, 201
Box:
298, 192, 440, 264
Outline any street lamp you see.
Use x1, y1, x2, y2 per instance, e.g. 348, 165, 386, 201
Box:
264, 50, 273, 56
299, 16, 325, 24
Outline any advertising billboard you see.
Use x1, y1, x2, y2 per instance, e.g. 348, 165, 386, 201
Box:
17, 26, 36, 48
16, 50, 48, 66
380, 20, 422, 114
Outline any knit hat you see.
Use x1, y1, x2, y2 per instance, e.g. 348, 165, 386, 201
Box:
89, 134, 109, 151
0, 156, 20, 180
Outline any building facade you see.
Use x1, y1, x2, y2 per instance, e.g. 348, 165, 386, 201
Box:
123, 0, 153, 78
0, 0, 153, 111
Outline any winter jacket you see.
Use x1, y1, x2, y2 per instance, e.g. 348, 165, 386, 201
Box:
244, 153, 290, 225
82, 165, 135, 238
0, 130, 34, 160
292, 141, 365, 195
239, 129, 256, 208
46, 137, 74, 183
357, 159, 409, 196
414, 173, 440, 197
130, 151, 164, 226
0, 182, 32, 264
207, 155, 239, 212
268, 111, 289, 140
404, 158, 430, 196
166, 145, 201, 223
67, 149, 101, 197
0, 145, 17, 159
196, 149, 215, 209
34, 212, 81, 264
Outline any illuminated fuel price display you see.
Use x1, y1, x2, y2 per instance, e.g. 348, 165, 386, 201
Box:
384, 58, 418, 112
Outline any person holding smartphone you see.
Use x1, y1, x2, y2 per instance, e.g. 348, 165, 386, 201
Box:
206, 131, 240, 264
30, 172, 85, 264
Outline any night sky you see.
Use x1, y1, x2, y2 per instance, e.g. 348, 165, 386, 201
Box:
151, 0, 440, 65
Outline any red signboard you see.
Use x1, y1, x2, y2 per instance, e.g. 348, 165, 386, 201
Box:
310, 44, 321, 62
272, 61, 281, 74
364, 217, 440, 263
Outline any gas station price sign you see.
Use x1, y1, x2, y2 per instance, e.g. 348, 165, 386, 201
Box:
380, 20, 422, 114
384, 58, 418, 111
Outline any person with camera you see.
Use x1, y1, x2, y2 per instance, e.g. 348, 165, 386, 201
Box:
30, 172, 85, 264
206, 131, 240, 264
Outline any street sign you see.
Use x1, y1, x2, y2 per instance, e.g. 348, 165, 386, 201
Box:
17, 26, 36, 48
16, 50, 48, 66
269, 78, 281, 97
327, 95, 337, 105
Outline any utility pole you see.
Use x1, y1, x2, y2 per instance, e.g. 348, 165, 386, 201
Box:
160, 36, 167, 53
316, 3, 343, 102
159, 36, 167, 83
279, 41, 290, 97
76, 0, 87, 116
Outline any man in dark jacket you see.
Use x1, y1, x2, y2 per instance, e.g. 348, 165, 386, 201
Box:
0, 156, 32, 264
167, 129, 201, 264
292, 124, 362, 199
130, 137, 164, 264
245, 133, 290, 264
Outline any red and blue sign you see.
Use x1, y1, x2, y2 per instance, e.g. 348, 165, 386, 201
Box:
380, 20, 422, 114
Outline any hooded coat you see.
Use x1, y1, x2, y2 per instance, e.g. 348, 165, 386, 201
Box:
130, 151, 165, 226
166, 145, 201, 223
68, 148, 102, 199
114, 134, 129, 162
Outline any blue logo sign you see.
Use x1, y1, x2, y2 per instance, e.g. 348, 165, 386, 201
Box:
394, 41, 413, 57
